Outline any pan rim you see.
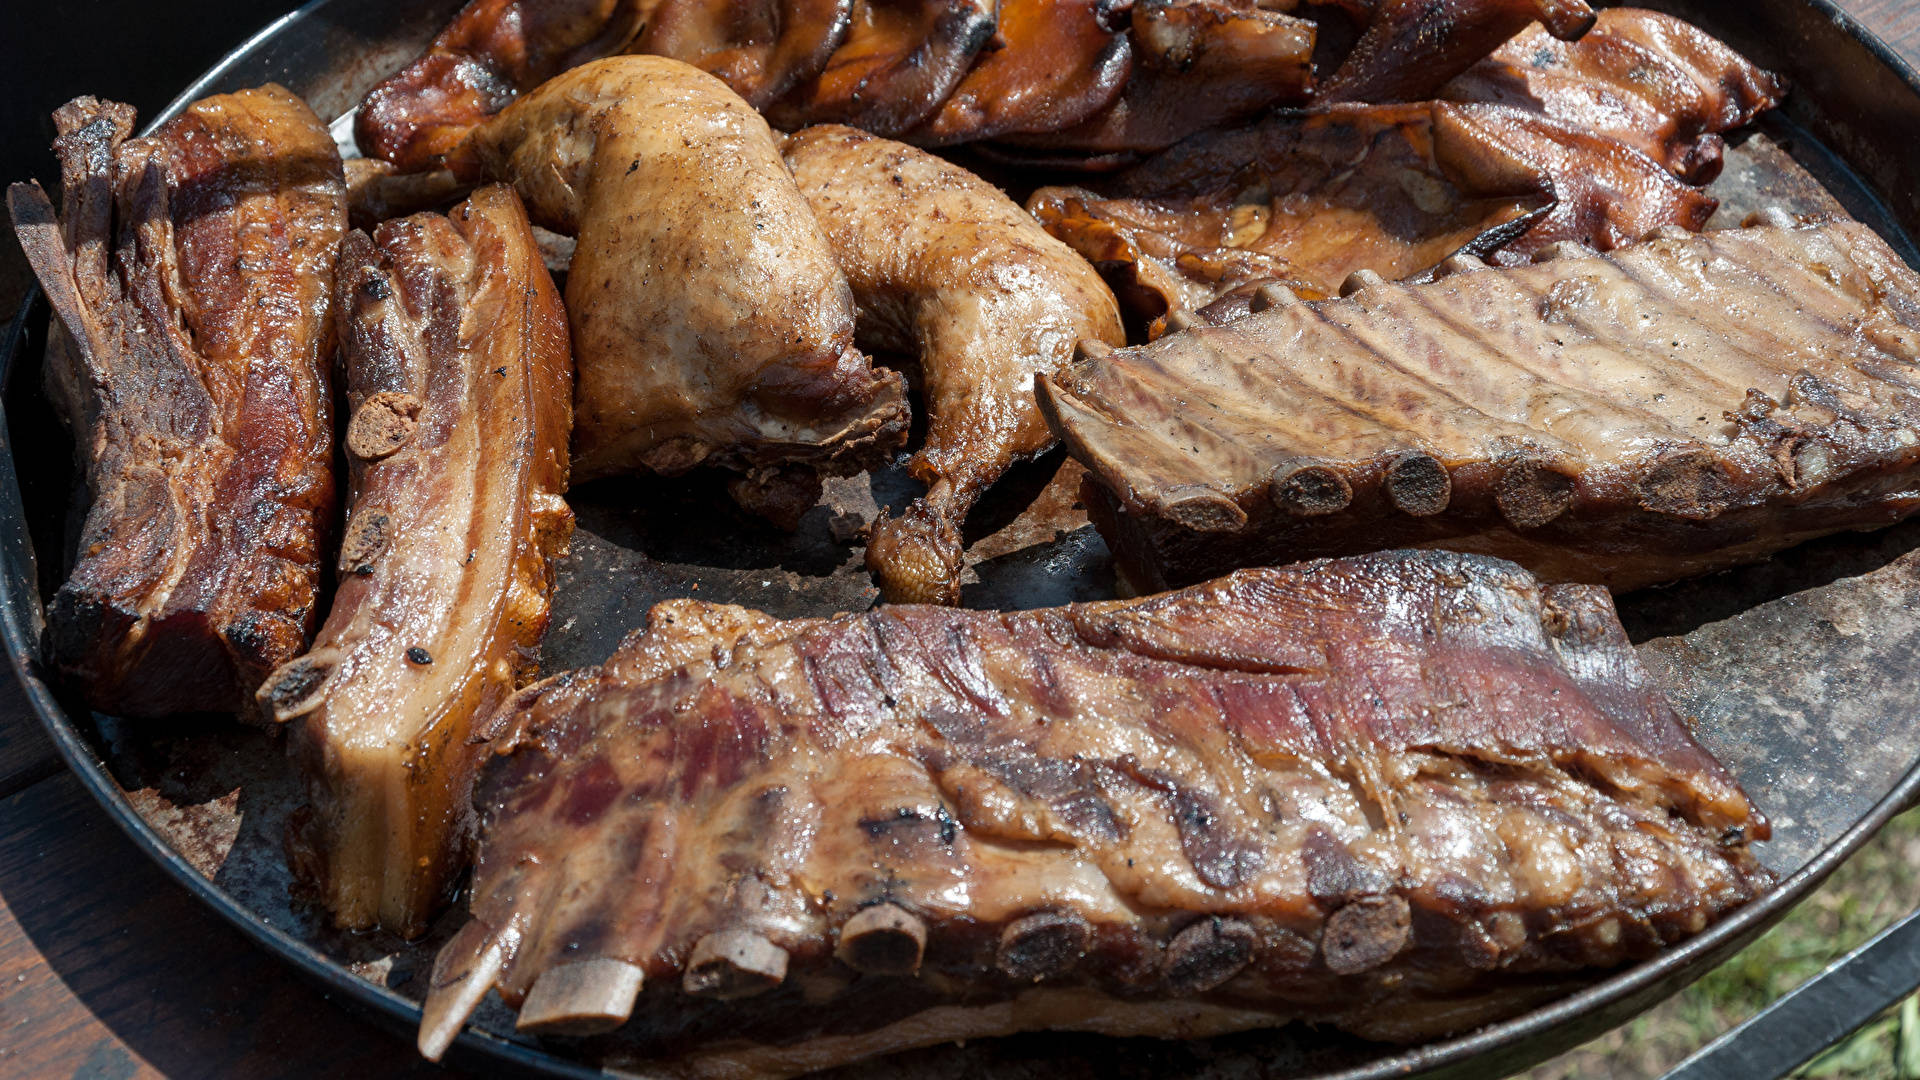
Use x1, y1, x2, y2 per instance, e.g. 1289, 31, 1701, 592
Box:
4, 0, 1919, 1075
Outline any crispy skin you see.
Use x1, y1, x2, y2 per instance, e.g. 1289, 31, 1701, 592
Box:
260, 185, 575, 937
1451, 103, 1718, 260
355, 0, 654, 171
418, 550, 1767, 1075
1319, 0, 1596, 104
355, 0, 850, 169
1027, 103, 1553, 334
456, 57, 909, 520
1040, 219, 1920, 593
906, 0, 1131, 146
782, 126, 1124, 603
631, 0, 855, 106
764, 0, 998, 136
994, 0, 1314, 157
7, 88, 343, 718
1442, 7, 1785, 184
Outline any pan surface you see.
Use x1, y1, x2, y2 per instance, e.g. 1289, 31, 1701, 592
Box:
5, 0, 1920, 1076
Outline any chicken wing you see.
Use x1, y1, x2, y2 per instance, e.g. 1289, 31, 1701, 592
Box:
455, 58, 909, 524
783, 125, 1124, 602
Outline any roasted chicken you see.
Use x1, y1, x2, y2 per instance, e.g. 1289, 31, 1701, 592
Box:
782, 125, 1124, 603
8, 87, 343, 717
1040, 216, 1920, 593
259, 184, 575, 937
418, 549, 1768, 1075
454, 56, 909, 525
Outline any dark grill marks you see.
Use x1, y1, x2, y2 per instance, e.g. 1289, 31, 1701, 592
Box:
422, 552, 1771, 1069
1042, 220, 1920, 593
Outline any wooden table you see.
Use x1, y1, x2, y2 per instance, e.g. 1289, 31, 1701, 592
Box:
4, 2, 1919, 1076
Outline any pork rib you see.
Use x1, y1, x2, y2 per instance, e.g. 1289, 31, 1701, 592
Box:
1039, 217, 1920, 594
418, 549, 1768, 1074
258, 184, 574, 936
7, 87, 343, 718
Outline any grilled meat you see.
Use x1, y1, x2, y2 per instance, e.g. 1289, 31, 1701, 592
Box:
1442, 7, 1786, 185
259, 184, 574, 937
1040, 216, 1920, 594
8, 88, 343, 718
764, 0, 998, 136
356, 0, 1614, 167
455, 57, 909, 523
354, 0, 852, 170
631, 0, 854, 107
1319, 0, 1596, 104
1027, 102, 1553, 335
990, 0, 1314, 158
355, 0, 654, 172
1450, 103, 1719, 261
782, 125, 1124, 604
417, 549, 1768, 1076
905, 0, 1131, 146
1029, 14, 1778, 324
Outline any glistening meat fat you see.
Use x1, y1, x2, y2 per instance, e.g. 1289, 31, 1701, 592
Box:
8, 87, 344, 717
1041, 216, 1920, 594
259, 184, 574, 937
418, 550, 1768, 1075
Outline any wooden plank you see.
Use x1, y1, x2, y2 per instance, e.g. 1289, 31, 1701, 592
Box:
0, 772, 459, 1078
1845, 0, 1920, 59
0, 672, 59, 800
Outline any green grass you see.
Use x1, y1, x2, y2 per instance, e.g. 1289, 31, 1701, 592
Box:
1522, 807, 1920, 1080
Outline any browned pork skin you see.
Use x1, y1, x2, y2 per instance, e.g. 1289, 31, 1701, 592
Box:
994, 0, 1314, 157
1027, 102, 1553, 335
1442, 7, 1786, 185
356, 0, 851, 171
259, 184, 574, 937
1319, 0, 1597, 104
1041, 216, 1920, 594
905, 0, 1131, 145
8, 87, 342, 718
1450, 103, 1718, 260
355, 0, 654, 171
417, 549, 1768, 1074
782, 125, 1124, 603
764, 0, 998, 135
456, 57, 908, 524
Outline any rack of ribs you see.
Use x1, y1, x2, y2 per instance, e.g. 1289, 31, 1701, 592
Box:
7, 87, 344, 717
1040, 215, 1920, 594
418, 549, 1768, 1076
257, 184, 574, 937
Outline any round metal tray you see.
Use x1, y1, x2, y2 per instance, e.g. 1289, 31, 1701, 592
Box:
6, 1, 1920, 1076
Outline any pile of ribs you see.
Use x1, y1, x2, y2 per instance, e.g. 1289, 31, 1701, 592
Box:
417, 550, 1770, 1075
14, 0, 1920, 1074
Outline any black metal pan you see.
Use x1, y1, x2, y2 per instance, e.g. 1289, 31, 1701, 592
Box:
5, 0, 1920, 1076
